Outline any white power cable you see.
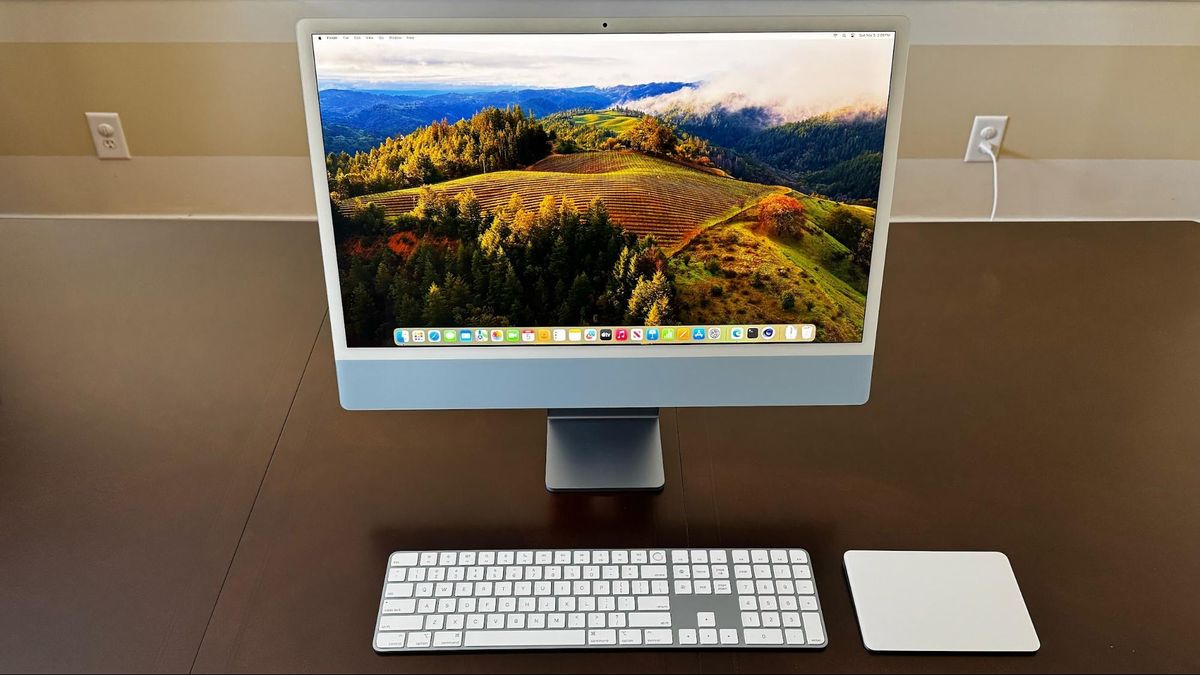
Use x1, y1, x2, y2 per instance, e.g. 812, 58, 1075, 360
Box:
978, 141, 999, 221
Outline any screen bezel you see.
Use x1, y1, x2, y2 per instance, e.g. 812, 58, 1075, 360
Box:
297, 16, 908, 363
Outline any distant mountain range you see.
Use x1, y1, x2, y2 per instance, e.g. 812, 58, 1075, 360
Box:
318, 83, 887, 202
318, 83, 691, 154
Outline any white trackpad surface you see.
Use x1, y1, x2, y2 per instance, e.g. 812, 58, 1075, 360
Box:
844, 550, 1040, 653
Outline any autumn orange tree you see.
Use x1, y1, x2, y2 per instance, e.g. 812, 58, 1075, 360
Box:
756, 194, 806, 238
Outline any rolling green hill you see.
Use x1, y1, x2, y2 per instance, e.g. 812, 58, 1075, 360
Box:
568, 110, 641, 133
342, 151, 784, 249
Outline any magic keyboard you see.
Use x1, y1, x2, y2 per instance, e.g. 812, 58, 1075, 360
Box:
373, 548, 827, 652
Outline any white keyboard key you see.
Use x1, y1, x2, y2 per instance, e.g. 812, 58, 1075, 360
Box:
618, 596, 635, 611
486, 615, 504, 629
497, 552, 514, 565
739, 596, 758, 611
780, 596, 798, 611
460, 552, 476, 566
762, 612, 781, 627
756, 580, 775, 595
783, 612, 801, 627
692, 565, 711, 579
712, 566, 730, 579
419, 552, 438, 566
642, 565, 668, 579
548, 613, 565, 628
679, 628, 698, 645
651, 581, 669, 595
690, 550, 708, 564
588, 612, 605, 628
741, 612, 760, 627
785, 628, 806, 644
608, 612, 626, 628
612, 551, 628, 564
744, 628, 784, 645
796, 580, 815, 595
437, 598, 455, 613
594, 551, 609, 564
802, 612, 826, 644
792, 565, 812, 579
375, 632, 405, 649
439, 552, 457, 566
385, 583, 413, 598
387, 568, 406, 582
753, 565, 772, 579
568, 613, 585, 628
773, 564, 791, 579
637, 596, 670, 611
409, 568, 426, 582
464, 630, 586, 647
425, 615, 444, 630
732, 550, 750, 563
710, 550, 727, 564
588, 629, 616, 645
554, 551, 570, 564
674, 580, 692, 595
760, 596, 778, 610
714, 580, 732, 594
418, 599, 436, 614
628, 612, 672, 628
736, 580, 754, 595
770, 550, 788, 563
632, 551, 648, 564
751, 550, 769, 563
673, 565, 690, 579
478, 552, 494, 565
645, 629, 673, 645
379, 615, 423, 632
527, 613, 544, 628
433, 631, 462, 648
573, 551, 589, 564
619, 629, 642, 645
382, 599, 415, 614
506, 614, 524, 628
734, 565, 753, 579
671, 550, 689, 564
799, 596, 819, 611
694, 580, 712, 594
777, 580, 795, 595
697, 611, 716, 627
788, 550, 808, 564
720, 628, 739, 645
699, 629, 718, 645
467, 614, 485, 629
408, 631, 432, 648
516, 551, 533, 564
391, 552, 419, 567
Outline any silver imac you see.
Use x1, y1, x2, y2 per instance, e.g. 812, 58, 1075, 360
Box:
296, 16, 908, 491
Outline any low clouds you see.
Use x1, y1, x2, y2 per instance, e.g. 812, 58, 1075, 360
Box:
315, 33, 893, 122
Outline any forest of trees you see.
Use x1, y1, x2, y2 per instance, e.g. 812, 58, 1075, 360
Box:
337, 189, 674, 347
325, 106, 551, 200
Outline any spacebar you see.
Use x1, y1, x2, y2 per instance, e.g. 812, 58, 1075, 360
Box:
463, 630, 586, 647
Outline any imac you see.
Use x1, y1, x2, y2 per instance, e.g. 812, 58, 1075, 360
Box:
297, 17, 907, 492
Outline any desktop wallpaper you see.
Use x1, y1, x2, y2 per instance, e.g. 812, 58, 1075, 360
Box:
314, 33, 893, 347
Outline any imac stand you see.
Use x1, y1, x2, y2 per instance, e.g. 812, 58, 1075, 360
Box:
545, 408, 665, 492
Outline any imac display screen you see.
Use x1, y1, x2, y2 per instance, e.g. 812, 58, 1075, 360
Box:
312, 31, 895, 347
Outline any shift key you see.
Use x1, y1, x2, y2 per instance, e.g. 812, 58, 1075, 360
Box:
628, 612, 672, 627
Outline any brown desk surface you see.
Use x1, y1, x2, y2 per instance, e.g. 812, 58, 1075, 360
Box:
3, 219, 1199, 673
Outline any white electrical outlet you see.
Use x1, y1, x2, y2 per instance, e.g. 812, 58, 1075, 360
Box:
85, 112, 131, 159
964, 115, 1007, 162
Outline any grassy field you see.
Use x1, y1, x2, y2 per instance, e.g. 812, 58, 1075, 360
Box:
343, 151, 784, 249
670, 219, 867, 342
569, 110, 640, 134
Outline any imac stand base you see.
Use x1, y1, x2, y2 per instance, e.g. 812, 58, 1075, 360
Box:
545, 408, 664, 493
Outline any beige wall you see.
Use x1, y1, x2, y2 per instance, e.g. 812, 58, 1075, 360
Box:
0, 0, 1197, 220
2, 42, 1198, 160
